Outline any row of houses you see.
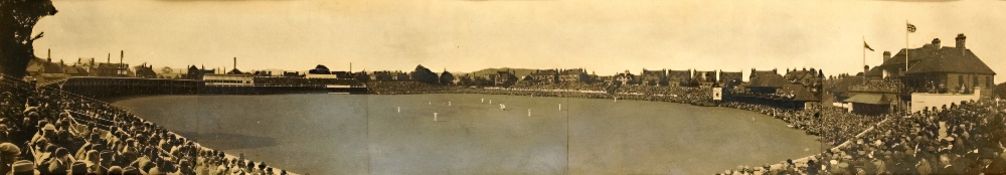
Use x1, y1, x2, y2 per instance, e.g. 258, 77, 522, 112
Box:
26, 50, 160, 81
733, 68, 826, 109
522, 68, 591, 85
612, 69, 743, 87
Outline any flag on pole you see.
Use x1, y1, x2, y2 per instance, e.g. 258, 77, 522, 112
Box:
907, 23, 917, 33
864, 41, 875, 52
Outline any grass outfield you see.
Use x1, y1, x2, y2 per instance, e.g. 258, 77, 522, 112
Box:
115, 94, 821, 175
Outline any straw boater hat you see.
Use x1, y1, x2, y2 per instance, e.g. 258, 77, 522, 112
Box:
10, 160, 40, 175
42, 124, 57, 133
107, 166, 123, 175
0, 142, 20, 157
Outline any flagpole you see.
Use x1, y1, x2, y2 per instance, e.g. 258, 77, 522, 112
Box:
863, 36, 868, 84
905, 20, 910, 74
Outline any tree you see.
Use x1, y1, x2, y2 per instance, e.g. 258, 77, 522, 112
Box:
354, 71, 370, 82
439, 70, 455, 85
458, 75, 473, 86
1, 0, 58, 78
308, 64, 330, 74
411, 65, 438, 84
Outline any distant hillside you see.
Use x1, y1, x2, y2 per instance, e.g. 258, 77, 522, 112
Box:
462, 67, 538, 78
996, 82, 1005, 99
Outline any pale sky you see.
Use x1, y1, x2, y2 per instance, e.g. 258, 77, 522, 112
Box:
33, 0, 1006, 82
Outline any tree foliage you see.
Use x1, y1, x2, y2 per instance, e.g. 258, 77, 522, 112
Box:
439, 70, 455, 85
1, 0, 58, 78
412, 65, 439, 84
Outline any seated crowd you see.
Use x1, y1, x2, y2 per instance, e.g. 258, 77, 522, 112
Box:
721, 99, 1006, 175
720, 103, 883, 146
0, 76, 291, 175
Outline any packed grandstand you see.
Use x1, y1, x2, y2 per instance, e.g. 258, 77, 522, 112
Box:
0, 74, 292, 175
719, 99, 1006, 175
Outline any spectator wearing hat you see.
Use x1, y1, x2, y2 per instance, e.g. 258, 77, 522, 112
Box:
107, 166, 123, 175
806, 160, 819, 175
1, 142, 22, 175
146, 167, 163, 175
44, 159, 66, 175
69, 161, 88, 175
0, 124, 11, 143
986, 151, 1006, 174
10, 160, 39, 175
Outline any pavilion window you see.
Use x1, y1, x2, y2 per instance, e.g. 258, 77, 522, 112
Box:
989, 76, 994, 88
959, 75, 964, 86
973, 76, 979, 87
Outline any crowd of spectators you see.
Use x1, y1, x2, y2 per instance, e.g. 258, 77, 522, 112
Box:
365, 81, 452, 95
720, 99, 1006, 175
848, 80, 902, 93
368, 82, 716, 106
1, 75, 293, 175
720, 102, 883, 146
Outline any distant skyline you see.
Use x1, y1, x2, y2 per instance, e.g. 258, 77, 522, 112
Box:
33, 0, 1006, 82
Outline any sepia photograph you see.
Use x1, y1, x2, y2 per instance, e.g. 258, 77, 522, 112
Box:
2, 0, 1006, 174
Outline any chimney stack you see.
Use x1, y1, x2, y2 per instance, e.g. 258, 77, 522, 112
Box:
955, 33, 967, 51
107, 53, 111, 63
232, 57, 237, 71
120, 50, 124, 64
883, 51, 891, 61
47, 49, 51, 62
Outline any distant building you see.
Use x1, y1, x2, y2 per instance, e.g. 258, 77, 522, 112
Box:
748, 69, 786, 94
76, 57, 96, 69
525, 69, 559, 85
739, 68, 823, 109
639, 69, 666, 86
783, 68, 824, 94
26, 58, 64, 75
95, 51, 130, 77
844, 80, 902, 115
559, 68, 589, 84
95, 63, 129, 77
305, 73, 339, 79
491, 70, 518, 86
185, 65, 216, 80
203, 74, 255, 87
719, 70, 743, 86
370, 71, 410, 81
694, 70, 717, 87
868, 34, 996, 96
667, 70, 693, 87
62, 65, 88, 76
133, 64, 157, 78
613, 70, 636, 85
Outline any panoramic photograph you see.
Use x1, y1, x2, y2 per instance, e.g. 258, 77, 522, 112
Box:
2, 0, 1006, 174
